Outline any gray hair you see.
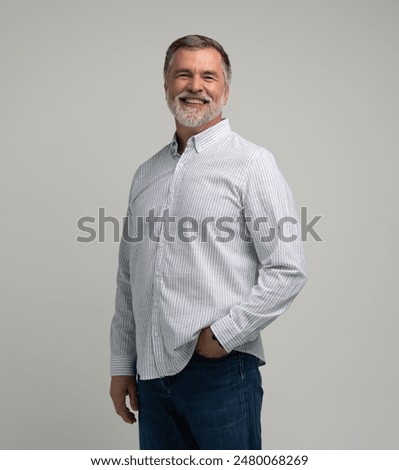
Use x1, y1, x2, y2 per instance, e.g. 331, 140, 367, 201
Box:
163, 34, 232, 85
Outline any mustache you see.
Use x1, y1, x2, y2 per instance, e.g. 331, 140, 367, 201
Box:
177, 92, 212, 103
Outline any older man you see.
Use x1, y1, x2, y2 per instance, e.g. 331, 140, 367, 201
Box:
110, 35, 307, 450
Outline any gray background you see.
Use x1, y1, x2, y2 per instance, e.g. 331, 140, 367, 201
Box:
1, 0, 398, 449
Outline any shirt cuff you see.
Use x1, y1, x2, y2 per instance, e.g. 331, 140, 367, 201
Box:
110, 356, 137, 376
210, 315, 246, 353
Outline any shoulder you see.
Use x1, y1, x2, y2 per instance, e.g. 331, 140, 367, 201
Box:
229, 131, 277, 170
129, 143, 171, 190
136, 143, 171, 176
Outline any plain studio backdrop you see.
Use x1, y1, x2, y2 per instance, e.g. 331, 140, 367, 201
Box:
1, 0, 398, 450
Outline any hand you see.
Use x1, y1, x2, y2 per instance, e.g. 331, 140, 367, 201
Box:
195, 326, 229, 358
110, 376, 139, 424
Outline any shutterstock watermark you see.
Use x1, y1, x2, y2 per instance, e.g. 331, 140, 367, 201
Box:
76, 207, 322, 243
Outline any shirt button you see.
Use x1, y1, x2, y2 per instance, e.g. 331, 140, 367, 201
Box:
154, 332, 159, 337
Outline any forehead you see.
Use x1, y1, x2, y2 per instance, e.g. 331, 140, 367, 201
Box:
170, 47, 224, 73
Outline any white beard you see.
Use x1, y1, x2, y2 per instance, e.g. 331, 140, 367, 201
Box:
166, 92, 224, 128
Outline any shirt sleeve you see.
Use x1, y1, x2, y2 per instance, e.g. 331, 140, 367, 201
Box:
211, 149, 307, 352
110, 177, 138, 376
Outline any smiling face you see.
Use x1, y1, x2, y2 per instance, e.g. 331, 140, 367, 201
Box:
164, 47, 230, 130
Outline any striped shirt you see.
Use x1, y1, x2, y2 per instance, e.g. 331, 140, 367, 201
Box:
110, 118, 307, 380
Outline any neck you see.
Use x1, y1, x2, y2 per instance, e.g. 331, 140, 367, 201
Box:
175, 114, 222, 154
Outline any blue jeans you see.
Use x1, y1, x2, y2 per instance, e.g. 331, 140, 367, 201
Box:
136, 350, 263, 450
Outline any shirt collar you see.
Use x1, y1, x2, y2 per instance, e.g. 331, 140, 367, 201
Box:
170, 118, 231, 157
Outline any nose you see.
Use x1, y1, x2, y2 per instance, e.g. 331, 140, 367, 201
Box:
187, 75, 203, 93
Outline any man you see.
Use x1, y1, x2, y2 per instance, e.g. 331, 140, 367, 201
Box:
110, 35, 307, 450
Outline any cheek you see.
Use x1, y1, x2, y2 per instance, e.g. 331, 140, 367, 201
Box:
215, 92, 227, 105
212, 86, 228, 103
166, 87, 179, 102
166, 81, 180, 97
172, 80, 187, 93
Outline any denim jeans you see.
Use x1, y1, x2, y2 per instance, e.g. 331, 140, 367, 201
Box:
136, 350, 263, 450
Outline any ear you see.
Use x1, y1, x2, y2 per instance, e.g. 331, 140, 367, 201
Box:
223, 85, 230, 106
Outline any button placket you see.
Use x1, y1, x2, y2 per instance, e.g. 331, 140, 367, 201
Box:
152, 148, 193, 374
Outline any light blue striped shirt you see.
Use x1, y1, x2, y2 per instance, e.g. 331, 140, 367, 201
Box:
110, 118, 307, 380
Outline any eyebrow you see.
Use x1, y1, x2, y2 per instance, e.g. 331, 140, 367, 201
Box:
202, 70, 219, 76
173, 68, 191, 75
173, 68, 220, 77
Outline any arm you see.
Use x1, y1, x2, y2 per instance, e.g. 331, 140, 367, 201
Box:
211, 149, 307, 351
110, 208, 137, 376
110, 181, 139, 423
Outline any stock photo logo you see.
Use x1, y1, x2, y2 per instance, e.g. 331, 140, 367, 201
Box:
76, 207, 323, 243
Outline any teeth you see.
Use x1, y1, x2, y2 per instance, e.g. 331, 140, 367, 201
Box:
185, 99, 205, 104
